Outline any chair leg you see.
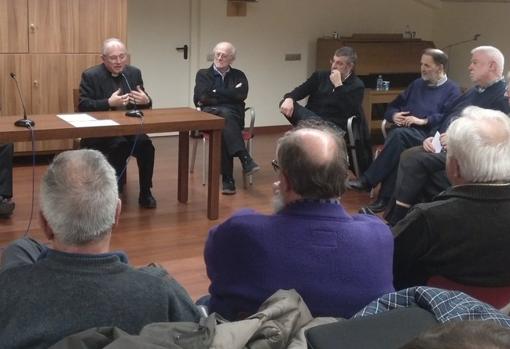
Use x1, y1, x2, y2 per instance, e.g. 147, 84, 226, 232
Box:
190, 137, 199, 173
243, 138, 254, 189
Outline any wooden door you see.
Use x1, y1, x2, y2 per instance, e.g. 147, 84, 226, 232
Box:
0, 0, 28, 53
28, 0, 127, 53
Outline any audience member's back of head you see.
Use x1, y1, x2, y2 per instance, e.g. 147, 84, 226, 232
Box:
400, 320, 510, 349
277, 120, 349, 199
447, 106, 510, 183
40, 149, 118, 246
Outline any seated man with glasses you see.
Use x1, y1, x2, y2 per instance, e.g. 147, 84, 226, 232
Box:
204, 121, 394, 320
78, 38, 156, 208
279, 46, 364, 132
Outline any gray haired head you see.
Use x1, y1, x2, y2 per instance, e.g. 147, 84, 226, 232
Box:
40, 149, 119, 246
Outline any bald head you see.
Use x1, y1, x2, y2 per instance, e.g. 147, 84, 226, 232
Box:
276, 122, 349, 199
294, 128, 337, 166
447, 106, 510, 183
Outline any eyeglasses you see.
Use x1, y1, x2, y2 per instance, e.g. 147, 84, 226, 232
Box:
271, 159, 280, 172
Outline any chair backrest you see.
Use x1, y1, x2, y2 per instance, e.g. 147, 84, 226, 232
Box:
73, 88, 79, 112
243, 107, 256, 138
427, 275, 510, 309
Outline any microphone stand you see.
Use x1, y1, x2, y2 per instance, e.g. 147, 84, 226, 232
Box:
10, 73, 35, 128
441, 34, 480, 74
121, 73, 144, 118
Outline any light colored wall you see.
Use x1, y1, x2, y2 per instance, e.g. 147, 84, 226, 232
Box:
435, 2, 510, 88
195, 0, 438, 127
127, 0, 509, 127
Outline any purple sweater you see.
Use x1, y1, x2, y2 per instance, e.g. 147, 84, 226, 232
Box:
204, 201, 395, 320
384, 78, 461, 129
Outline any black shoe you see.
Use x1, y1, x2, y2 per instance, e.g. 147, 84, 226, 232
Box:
241, 156, 260, 176
366, 198, 388, 213
222, 178, 236, 195
0, 197, 15, 218
139, 193, 157, 209
347, 177, 370, 192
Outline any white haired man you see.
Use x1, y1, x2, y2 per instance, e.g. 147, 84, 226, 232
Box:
0, 149, 199, 348
392, 107, 510, 290
386, 46, 510, 225
194, 41, 259, 195
79, 38, 156, 208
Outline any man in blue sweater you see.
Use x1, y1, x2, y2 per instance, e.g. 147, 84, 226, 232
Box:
387, 46, 510, 225
348, 49, 461, 212
0, 149, 199, 348
204, 121, 394, 320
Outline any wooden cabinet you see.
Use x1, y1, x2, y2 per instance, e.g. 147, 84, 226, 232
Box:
0, 0, 28, 53
28, 0, 127, 53
0, 0, 126, 153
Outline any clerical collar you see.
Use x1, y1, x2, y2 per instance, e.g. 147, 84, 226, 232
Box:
213, 65, 230, 80
476, 77, 504, 93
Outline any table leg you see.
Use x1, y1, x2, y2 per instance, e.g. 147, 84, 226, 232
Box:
207, 129, 221, 220
178, 131, 189, 204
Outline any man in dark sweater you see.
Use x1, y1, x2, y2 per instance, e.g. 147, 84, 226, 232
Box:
386, 46, 510, 225
194, 42, 259, 195
392, 106, 510, 289
79, 38, 156, 208
348, 49, 461, 213
279, 46, 365, 132
0, 149, 200, 349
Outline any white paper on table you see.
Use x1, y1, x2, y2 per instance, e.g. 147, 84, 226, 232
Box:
431, 131, 442, 153
57, 113, 119, 127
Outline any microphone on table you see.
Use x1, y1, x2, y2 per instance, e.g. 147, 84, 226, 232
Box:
121, 72, 144, 118
10, 73, 35, 128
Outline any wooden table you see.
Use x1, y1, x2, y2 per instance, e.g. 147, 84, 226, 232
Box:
362, 88, 403, 133
0, 108, 224, 220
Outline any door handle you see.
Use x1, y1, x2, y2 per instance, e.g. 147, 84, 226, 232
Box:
176, 44, 189, 60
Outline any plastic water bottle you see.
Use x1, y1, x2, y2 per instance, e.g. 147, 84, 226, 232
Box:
376, 75, 384, 91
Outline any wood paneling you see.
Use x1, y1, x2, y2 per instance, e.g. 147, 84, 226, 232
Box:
0, 54, 31, 115
0, 0, 28, 53
28, 0, 126, 53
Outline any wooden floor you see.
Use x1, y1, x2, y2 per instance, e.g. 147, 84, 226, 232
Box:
0, 133, 374, 300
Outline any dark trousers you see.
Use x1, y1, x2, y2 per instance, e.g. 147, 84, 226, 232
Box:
364, 127, 427, 200
282, 101, 348, 132
81, 135, 154, 195
0, 143, 14, 198
394, 146, 450, 205
202, 106, 247, 178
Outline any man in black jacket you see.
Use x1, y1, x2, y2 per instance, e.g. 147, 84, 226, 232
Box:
194, 42, 259, 195
79, 38, 156, 208
279, 46, 365, 132
392, 106, 510, 289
